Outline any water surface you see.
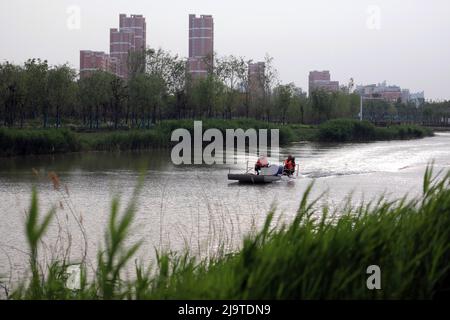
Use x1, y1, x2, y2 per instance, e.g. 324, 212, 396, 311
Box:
1, 133, 450, 284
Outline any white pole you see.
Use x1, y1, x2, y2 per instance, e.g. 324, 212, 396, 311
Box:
360, 96, 363, 121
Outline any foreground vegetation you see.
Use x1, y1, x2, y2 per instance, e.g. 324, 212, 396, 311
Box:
4, 167, 450, 299
0, 119, 434, 156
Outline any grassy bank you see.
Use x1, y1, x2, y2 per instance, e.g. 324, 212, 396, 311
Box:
0, 119, 434, 157
4, 167, 450, 299
0, 128, 81, 157
317, 119, 434, 142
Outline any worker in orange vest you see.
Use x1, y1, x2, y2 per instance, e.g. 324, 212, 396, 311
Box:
283, 155, 296, 176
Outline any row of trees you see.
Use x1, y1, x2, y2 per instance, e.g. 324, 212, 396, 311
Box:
0, 59, 77, 128
422, 101, 450, 125
2, 49, 446, 129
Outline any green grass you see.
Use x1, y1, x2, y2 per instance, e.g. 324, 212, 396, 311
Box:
318, 119, 434, 142
0, 127, 81, 157
5, 166, 450, 299
79, 130, 168, 151
0, 119, 434, 157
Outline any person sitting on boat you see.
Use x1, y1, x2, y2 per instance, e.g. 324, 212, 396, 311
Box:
283, 155, 296, 176
254, 156, 269, 175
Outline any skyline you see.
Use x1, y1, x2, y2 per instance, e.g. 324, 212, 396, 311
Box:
1, 0, 449, 100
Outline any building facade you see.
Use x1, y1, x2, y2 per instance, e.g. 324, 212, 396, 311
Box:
110, 14, 147, 79
80, 14, 146, 79
188, 14, 214, 79
355, 81, 414, 103
79, 50, 112, 79
308, 70, 339, 95
409, 91, 425, 107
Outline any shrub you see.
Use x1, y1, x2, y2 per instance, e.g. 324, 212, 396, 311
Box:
318, 119, 433, 142
0, 128, 81, 156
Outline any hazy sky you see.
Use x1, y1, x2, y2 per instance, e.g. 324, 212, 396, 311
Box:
1, 0, 449, 100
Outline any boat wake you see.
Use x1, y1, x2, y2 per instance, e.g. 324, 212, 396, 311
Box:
300, 170, 374, 179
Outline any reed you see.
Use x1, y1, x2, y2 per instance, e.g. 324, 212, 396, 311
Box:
0, 128, 81, 156
318, 119, 433, 142
0, 119, 434, 156
5, 166, 450, 299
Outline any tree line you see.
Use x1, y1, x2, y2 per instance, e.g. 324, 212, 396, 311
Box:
1, 49, 448, 129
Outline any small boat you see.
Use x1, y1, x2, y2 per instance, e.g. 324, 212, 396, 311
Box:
228, 161, 299, 184
227, 173, 282, 184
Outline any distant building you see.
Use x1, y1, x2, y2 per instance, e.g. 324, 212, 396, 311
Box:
409, 91, 425, 107
248, 62, 265, 96
188, 14, 214, 79
308, 71, 339, 95
80, 14, 146, 79
79, 50, 112, 79
401, 89, 411, 104
355, 81, 423, 104
110, 14, 147, 79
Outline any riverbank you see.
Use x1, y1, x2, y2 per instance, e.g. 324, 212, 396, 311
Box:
5, 167, 450, 299
0, 119, 434, 157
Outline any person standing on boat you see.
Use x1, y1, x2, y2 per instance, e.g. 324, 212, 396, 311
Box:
255, 156, 269, 175
283, 155, 296, 176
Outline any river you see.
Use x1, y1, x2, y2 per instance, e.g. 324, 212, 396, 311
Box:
1, 132, 450, 285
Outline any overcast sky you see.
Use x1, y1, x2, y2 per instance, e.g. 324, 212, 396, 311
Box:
1, 0, 449, 100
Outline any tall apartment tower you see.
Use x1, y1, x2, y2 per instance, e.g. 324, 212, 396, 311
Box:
188, 14, 214, 79
110, 14, 147, 79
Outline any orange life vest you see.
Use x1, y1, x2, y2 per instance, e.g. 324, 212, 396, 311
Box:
284, 159, 295, 171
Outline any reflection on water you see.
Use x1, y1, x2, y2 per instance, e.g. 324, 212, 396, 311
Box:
0, 150, 173, 175
1, 133, 450, 284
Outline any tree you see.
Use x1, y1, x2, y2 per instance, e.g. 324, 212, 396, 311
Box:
47, 65, 77, 128
274, 83, 295, 124
140, 48, 187, 123
216, 55, 247, 119
0, 62, 25, 127
127, 50, 146, 79
110, 76, 127, 129
78, 71, 111, 129
310, 90, 332, 123
262, 54, 279, 121
23, 59, 48, 124
128, 73, 164, 128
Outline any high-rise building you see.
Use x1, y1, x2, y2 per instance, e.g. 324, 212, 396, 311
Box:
188, 14, 214, 79
110, 14, 147, 79
308, 70, 339, 95
80, 14, 146, 79
119, 14, 146, 51
79, 50, 112, 79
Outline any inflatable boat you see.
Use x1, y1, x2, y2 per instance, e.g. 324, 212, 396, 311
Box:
227, 173, 282, 184
228, 164, 295, 184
